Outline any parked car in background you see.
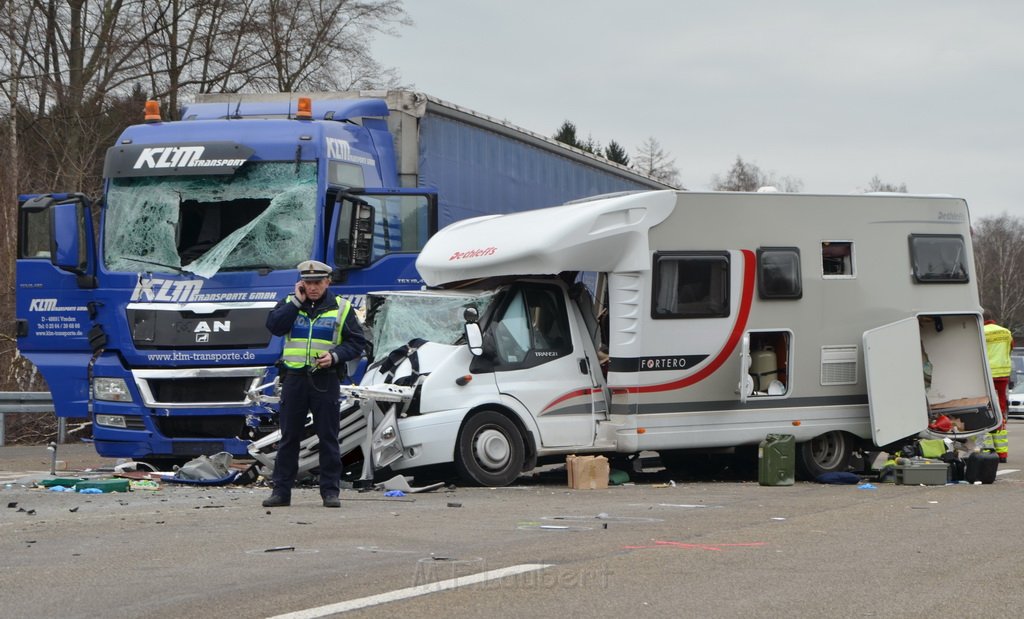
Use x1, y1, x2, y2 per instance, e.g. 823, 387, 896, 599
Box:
1009, 382, 1024, 419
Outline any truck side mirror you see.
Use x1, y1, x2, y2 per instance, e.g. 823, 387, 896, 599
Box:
463, 307, 483, 356
349, 201, 375, 268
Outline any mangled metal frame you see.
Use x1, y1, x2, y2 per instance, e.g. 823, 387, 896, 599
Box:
245, 377, 414, 483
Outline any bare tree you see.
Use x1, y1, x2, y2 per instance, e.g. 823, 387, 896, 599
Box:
711, 156, 802, 192
973, 214, 1024, 337
250, 0, 409, 92
865, 175, 907, 193
634, 137, 681, 187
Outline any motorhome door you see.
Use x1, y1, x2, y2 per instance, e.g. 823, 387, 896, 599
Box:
488, 283, 606, 447
863, 317, 929, 445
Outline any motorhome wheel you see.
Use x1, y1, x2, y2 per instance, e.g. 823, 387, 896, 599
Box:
455, 411, 525, 487
796, 431, 853, 479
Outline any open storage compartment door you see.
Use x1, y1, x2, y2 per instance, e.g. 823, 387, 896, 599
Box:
863, 317, 929, 446
738, 333, 753, 404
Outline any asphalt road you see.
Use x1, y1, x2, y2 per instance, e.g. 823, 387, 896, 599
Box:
2, 429, 1023, 619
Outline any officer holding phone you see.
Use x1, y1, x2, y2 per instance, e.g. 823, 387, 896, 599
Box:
263, 260, 365, 508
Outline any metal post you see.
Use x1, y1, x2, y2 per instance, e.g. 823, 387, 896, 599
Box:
0, 412, 5, 447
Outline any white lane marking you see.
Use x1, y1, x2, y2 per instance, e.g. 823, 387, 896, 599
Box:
996, 468, 1018, 475
267, 563, 553, 618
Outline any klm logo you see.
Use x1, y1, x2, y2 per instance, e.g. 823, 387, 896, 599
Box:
325, 138, 376, 167
131, 277, 205, 302
133, 146, 247, 170
29, 299, 58, 311
28, 298, 85, 312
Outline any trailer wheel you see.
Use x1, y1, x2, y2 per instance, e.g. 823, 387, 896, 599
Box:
455, 411, 525, 487
797, 431, 853, 479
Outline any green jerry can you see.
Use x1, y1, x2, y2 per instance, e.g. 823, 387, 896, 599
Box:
758, 434, 795, 486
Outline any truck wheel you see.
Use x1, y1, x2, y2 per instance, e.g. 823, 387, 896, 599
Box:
797, 431, 853, 479
455, 411, 525, 487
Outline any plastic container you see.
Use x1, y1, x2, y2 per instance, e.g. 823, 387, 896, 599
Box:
966, 451, 999, 484
894, 462, 950, 485
749, 346, 778, 392
74, 478, 131, 493
758, 434, 794, 486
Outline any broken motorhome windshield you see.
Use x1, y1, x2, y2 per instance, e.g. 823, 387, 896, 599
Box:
368, 291, 498, 361
103, 162, 317, 278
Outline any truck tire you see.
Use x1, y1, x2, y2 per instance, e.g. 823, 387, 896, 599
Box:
797, 431, 853, 479
455, 411, 525, 487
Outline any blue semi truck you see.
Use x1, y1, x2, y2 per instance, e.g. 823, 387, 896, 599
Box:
15, 90, 671, 461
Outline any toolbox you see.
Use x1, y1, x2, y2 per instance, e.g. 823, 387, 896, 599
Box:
894, 461, 950, 485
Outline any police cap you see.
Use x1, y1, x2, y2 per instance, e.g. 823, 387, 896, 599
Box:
297, 260, 332, 281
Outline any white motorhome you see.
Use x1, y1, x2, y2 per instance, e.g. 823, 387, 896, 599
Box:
356, 190, 1000, 486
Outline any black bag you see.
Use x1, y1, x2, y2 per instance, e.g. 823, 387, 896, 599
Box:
939, 452, 966, 482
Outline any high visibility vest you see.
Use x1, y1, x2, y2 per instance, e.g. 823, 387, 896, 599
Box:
990, 429, 1009, 457
281, 296, 352, 369
984, 323, 1013, 378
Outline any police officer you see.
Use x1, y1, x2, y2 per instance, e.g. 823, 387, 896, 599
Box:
263, 260, 365, 508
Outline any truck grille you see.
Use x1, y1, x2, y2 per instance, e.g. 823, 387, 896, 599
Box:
155, 416, 246, 439
148, 377, 251, 404
132, 367, 267, 408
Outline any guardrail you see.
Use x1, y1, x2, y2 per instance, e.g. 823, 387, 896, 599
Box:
0, 392, 66, 447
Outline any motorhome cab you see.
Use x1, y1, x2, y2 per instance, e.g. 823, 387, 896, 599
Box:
359, 190, 1000, 486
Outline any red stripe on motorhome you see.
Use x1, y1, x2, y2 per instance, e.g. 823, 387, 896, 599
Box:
613, 249, 756, 395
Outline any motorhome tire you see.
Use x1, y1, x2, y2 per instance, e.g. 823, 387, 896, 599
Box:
797, 431, 853, 479
455, 411, 525, 487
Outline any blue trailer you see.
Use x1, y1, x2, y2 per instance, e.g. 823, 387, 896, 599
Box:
15, 90, 672, 461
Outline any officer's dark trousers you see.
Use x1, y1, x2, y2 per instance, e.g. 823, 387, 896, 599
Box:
271, 370, 342, 497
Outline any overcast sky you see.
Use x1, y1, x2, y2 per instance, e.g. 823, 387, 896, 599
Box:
372, 1, 1023, 221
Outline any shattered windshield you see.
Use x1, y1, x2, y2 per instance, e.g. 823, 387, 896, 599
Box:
368, 291, 498, 361
103, 162, 317, 278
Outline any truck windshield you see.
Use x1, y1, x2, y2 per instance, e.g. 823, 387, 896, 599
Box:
103, 161, 317, 277
367, 291, 497, 361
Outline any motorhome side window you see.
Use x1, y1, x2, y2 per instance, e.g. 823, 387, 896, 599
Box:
490, 284, 572, 367
652, 252, 730, 319
757, 247, 802, 299
821, 241, 854, 278
908, 234, 969, 283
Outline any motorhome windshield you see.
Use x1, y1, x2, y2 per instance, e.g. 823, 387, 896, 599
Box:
368, 291, 498, 361
103, 161, 317, 277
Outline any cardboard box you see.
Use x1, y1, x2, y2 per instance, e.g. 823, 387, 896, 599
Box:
566, 455, 609, 489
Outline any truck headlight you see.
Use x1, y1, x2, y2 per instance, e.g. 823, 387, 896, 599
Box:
93, 377, 132, 402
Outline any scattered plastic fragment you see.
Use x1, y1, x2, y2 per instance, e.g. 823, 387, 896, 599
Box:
7, 502, 17, 509
447, 502, 462, 508
69, 507, 79, 513
384, 490, 406, 497
129, 480, 160, 491
265, 546, 295, 553
79, 488, 103, 494
857, 483, 877, 490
